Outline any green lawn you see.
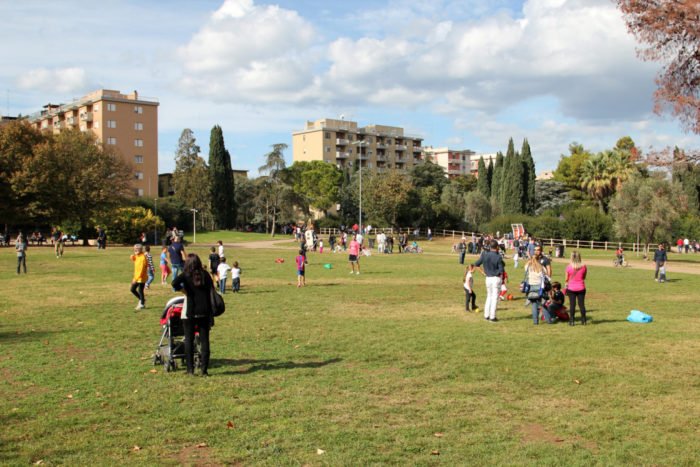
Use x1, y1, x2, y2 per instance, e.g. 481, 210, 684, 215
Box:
1, 239, 699, 465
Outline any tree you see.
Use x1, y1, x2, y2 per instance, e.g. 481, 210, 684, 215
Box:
362, 171, 413, 226
13, 129, 133, 242
534, 180, 571, 215
288, 161, 343, 215
172, 129, 212, 230
610, 173, 687, 253
258, 143, 289, 236
501, 142, 524, 214
464, 191, 491, 230
410, 160, 447, 191
671, 146, 700, 213
486, 159, 494, 197
580, 154, 614, 212
490, 152, 504, 207
521, 139, 536, 213
208, 125, 236, 229
617, 0, 700, 134
0, 121, 45, 226
553, 142, 592, 199
477, 156, 489, 198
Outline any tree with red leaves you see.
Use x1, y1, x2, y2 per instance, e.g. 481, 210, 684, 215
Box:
617, 0, 700, 134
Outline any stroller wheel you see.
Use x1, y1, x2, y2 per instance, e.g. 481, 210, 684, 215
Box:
165, 359, 175, 372
153, 354, 162, 365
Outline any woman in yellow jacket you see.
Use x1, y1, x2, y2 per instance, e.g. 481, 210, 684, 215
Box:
130, 244, 148, 310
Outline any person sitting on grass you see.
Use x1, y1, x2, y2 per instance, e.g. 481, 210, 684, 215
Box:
544, 281, 567, 322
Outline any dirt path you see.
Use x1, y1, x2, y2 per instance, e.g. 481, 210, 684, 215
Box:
220, 240, 700, 275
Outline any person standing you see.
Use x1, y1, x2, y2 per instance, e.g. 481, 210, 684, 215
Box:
217, 240, 225, 259
168, 236, 186, 283
130, 244, 148, 310
159, 246, 171, 285
524, 256, 551, 325
52, 227, 64, 258
565, 251, 588, 325
97, 226, 107, 250
463, 264, 478, 312
296, 249, 306, 287
231, 261, 241, 292
473, 239, 505, 322
348, 234, 361, 275
144, 245, 155, 289
172, 254, 214, 376
16, 233, 27, 274
653, 243, 667, 282
458, 237, 467, 265
208, 246, 220, 280
216, 257, 232, 294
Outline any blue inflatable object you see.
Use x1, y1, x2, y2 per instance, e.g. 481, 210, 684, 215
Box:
627, 310, 653, 323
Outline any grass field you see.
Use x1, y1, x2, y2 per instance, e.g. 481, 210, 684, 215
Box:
2, 237, 699, 465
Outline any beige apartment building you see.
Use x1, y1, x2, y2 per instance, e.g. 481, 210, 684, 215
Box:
292, 118, 425, 173
423, 147, 498, 178
26, 89, 159, 197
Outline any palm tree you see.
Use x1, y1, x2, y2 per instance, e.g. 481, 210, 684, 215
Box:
257, 143, 289, 237
580, 154, 615, 212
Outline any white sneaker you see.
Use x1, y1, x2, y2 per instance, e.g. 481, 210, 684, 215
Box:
135, 302, 145, 310
356, 271, 360, 275
350, 271, 354, 274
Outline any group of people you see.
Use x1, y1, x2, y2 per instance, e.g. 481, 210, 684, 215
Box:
208, 241, 242, 294
465, 239, 588, 326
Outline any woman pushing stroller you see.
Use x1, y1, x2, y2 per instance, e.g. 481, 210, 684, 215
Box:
172, 254, 214, 376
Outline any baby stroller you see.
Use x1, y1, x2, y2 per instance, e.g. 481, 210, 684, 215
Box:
152, 296, 201, 372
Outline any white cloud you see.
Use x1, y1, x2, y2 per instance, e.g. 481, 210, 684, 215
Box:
16, 67, 87, 94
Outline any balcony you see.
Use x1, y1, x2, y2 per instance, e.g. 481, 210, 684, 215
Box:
67, 116, 77, 126
412, 146, 422, 152
336, 151, 350, 159
358, 153, 369, 160
376, 154, 386, 161
376, 143, 386, 149
395, 144, 407, 151
54, 121, 63, 129
80, 112, 93, 122
336, 138, 349, 145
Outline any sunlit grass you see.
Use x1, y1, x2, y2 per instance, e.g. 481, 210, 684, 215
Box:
1, 238, 699, 465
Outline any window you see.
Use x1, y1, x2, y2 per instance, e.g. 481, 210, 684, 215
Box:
134, 122, 143, 131
135, 171, 144, 180
107, 120, 117, 128
134, 139, 144, 147
134, 155, 144, 164
94, 104, 100, 111
325, 132, 330, 139
107, 137, 117, 145
94, 121, 100, 129
134, 105, 143, 114
136, 188, 144, 196
325, 146, 330, 153
107, 103, 116, 111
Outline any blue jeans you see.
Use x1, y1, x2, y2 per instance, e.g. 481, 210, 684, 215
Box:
146, 270, 154, 287
232, 277, 240, 292
219, 278, 227, 294
531, 299, 552, 324
459, 251, 466, 264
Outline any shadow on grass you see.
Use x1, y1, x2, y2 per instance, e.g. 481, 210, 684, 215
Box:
0, 330, 61, 344
213, 357, 342, 375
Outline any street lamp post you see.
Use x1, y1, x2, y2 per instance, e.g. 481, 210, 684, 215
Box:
154, 198, 158, 245
351, 140, 367, 234
191, 208, 198, 244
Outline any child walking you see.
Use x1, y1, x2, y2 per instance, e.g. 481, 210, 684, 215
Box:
144, 245, 155, 289
160, 246, 170, 285
319, 239, 324, 254
296, 249, 306, 287
231, 261, 241, 292
463, 264, 478, 312
216, 257, 232, 294
130, 244, 148, 310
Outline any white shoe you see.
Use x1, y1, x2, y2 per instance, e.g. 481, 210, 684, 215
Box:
356, 271, 360, 275
350, 271, 354, 274
135, 302, 145, 310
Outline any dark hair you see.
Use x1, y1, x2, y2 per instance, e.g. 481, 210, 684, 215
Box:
551, 281, 561, 290
183, 253, 205, 287
489, 239, 498, 250
299, 249, 304, 255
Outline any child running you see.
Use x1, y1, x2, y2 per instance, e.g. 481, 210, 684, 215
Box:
144, 245, 155, 289
296, 249, 306, 287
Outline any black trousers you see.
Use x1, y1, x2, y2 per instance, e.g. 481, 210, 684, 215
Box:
566, 289, 586, 321
465, 289, 477, 311
17, 255, 26, 273
183, 317, 211, 374
130, 282, 145, 304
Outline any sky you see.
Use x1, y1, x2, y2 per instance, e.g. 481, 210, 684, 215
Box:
2, 0, 699, 176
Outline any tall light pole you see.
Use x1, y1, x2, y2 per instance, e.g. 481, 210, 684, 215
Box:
154, 197, 158, 245
351, 140, 368, 234
191, 208, 198, 244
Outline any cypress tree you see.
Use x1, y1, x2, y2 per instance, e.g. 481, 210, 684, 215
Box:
491, 151, 504, 207
501, 138, 524, 214
521, 138, 536, 214
208, 125, 236, 229
477, 156, 489, 197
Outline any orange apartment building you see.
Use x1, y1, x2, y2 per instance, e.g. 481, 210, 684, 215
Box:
423, 146, 498, 178
26, 89, 159, 197
292, 118, 425, 172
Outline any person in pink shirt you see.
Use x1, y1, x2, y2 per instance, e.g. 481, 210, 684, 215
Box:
348, 234, 361, 275
295, 249, 306, 287
565, 250, 588, 325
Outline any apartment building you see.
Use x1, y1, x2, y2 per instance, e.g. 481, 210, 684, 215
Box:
292, 118, 425, 173
423, 147, 498, 178
26, 89, 159, 197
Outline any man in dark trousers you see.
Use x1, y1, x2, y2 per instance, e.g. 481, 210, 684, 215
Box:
473, 239, 505, 322
653, 243, 667, 282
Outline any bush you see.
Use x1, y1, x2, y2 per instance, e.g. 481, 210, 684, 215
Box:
482, 214, 533, 236
560, 206, 612, 241
527, 216, 564, 239
98, 206, 165, 244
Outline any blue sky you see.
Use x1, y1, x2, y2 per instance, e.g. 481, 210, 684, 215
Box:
2, 0, 699, 176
